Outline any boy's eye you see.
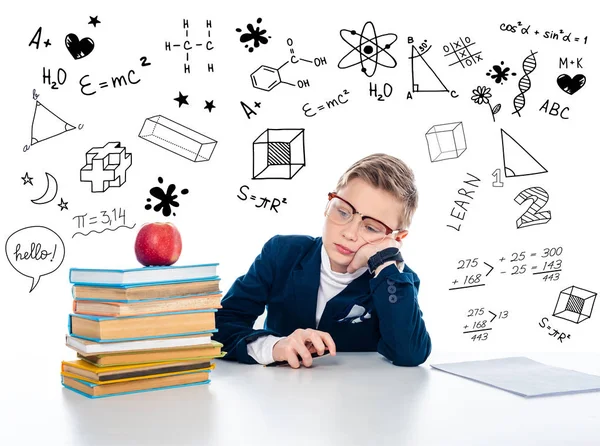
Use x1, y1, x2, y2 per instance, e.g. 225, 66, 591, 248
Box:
337, 208, 351, 219
363, 219, 385, 233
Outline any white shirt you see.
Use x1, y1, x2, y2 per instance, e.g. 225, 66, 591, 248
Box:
246, 245, 368, 364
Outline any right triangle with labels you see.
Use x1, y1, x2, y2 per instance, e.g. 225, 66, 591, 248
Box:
501, 129, 547, 177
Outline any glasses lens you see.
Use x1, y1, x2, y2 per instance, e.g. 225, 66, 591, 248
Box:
327, 198, 353, 224
360, 218, 387, 244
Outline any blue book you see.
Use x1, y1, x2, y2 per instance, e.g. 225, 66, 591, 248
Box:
69, 263, 219, 287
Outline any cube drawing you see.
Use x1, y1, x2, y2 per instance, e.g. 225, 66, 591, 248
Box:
139, 115, 217, 162
553, 285, 596, 324
425, 122, 467, 162
253, 129, 305, 179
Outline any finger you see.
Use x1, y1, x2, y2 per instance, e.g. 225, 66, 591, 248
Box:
293, 339, 313, 367
308, 332, 327, 355
285, 347, 301, 369
319, 332, 337, 356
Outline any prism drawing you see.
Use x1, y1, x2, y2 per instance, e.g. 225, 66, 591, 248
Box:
553, 285, 596, 324
80, 142, 132, 193
253, 129, 305, 179
139, 115, 217, 162
425, 122, 467, 162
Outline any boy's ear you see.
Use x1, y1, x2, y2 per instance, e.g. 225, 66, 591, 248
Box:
395, 230, 409, 242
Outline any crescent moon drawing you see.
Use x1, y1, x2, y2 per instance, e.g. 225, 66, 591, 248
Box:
31, 172, 58, 205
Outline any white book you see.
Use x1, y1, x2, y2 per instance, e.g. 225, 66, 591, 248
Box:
431, 356, 600, 398
69, 263, 219, 287
66, 334, 214, 355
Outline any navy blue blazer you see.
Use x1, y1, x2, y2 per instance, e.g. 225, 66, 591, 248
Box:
214, 235, 432, 366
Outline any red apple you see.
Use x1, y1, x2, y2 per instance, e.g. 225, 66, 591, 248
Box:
134, 222, 182, 266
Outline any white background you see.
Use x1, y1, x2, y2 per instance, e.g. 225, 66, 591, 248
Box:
1, 0, 598, 397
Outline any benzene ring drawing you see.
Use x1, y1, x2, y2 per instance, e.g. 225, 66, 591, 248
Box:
338, 21, 397, 77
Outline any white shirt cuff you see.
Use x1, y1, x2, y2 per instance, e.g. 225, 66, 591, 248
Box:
247, 334, 284, 365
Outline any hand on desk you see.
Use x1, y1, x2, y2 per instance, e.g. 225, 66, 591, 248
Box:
272, 328, 336, 368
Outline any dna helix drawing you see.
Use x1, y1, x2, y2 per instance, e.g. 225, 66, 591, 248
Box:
512, 50, 538, 117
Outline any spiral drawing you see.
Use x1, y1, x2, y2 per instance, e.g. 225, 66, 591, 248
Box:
512, 50, 538, 117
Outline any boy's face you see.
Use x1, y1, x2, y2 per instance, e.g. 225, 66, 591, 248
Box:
322, 177, 407, 273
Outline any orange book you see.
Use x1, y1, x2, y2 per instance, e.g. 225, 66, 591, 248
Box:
73, 293, 222, 317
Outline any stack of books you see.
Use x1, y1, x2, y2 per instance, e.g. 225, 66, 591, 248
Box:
61, 263, 224, 398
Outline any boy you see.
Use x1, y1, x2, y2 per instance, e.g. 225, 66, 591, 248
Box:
214, 153, 432, 368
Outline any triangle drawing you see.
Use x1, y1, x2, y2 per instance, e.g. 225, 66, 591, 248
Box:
501, 129, 547, 177
411, 46, 449, 93
30, 101, 75, 146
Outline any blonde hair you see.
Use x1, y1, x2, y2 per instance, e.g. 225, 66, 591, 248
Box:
335, 153, 418, 229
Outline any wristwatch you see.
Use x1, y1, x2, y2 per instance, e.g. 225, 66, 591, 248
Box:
367, 247, 404, 274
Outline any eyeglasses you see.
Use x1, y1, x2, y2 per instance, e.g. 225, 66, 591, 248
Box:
325, 192, 403, 245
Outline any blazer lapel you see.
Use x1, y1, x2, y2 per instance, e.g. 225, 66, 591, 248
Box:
290, 237, 323, 330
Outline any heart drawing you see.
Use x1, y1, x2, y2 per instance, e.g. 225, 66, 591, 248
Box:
65, 33, 94, 60
557, 74, 586, 95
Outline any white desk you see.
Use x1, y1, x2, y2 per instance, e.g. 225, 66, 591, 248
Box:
2, 352, 600, 445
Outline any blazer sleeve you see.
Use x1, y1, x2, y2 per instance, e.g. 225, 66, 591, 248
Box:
370, 264, 432, 366
214, 235, 283, 364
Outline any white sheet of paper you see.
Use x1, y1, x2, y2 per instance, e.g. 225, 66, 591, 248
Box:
430, 356, 600, 398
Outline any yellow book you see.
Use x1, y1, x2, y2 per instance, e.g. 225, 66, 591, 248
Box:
61, 359, 215, 385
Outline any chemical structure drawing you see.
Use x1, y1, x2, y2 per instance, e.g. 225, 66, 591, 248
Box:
250, 38, 326, 92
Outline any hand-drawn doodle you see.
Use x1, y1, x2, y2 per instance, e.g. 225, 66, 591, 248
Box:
31, 172, 58, 205
251, 63, 296, 91
138, 115, 217, 162
238, 185, 287, 213
553, 286, 596, 324
145, 177, 189, 217
253, 129, 305, 179
491, 169, 504, 187
21, 172, 34, 186
241, 101, 260, 119
539, 317, 572, 343
250, 39, 323, 92
512, 50, 538, 117
65, 33, 94, 60
557, 74, 586, 95
174, 91, 189, 107
410, 45, 449, 93
165, 19, 214, 74
236, 18, 270, 53
28, 27, 51, 49
446, 173, 480, 232
514, 187, 551, 229
73, 208, 135, 238
204, 100, 215, 112
498, 22, 588, 45
30, 101, 75, 146
500, 129, 547, 177
5, 226, 65, 292
302, 89, 350, 118
78, 58, 148, 96
338, 21, 397, 77
442, 37, 482, 68
88, 16, 101, 27
486, 61, 517, 84
425, 122, 467, 162
57, 198, 68, 211
80, 142, 132, 193
471, 86, 501, 122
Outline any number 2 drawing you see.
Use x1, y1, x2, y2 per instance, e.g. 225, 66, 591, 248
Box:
514, 186, 552, 229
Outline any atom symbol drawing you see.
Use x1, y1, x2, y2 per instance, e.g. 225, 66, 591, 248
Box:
337, 21, 398, 77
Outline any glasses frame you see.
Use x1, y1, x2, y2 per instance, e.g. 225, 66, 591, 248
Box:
326, 192, 403, 238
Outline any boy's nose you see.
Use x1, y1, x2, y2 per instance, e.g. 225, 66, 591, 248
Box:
341, 217, 361, 241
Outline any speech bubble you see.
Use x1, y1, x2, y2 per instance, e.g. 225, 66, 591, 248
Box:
5, 226, 65, 292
